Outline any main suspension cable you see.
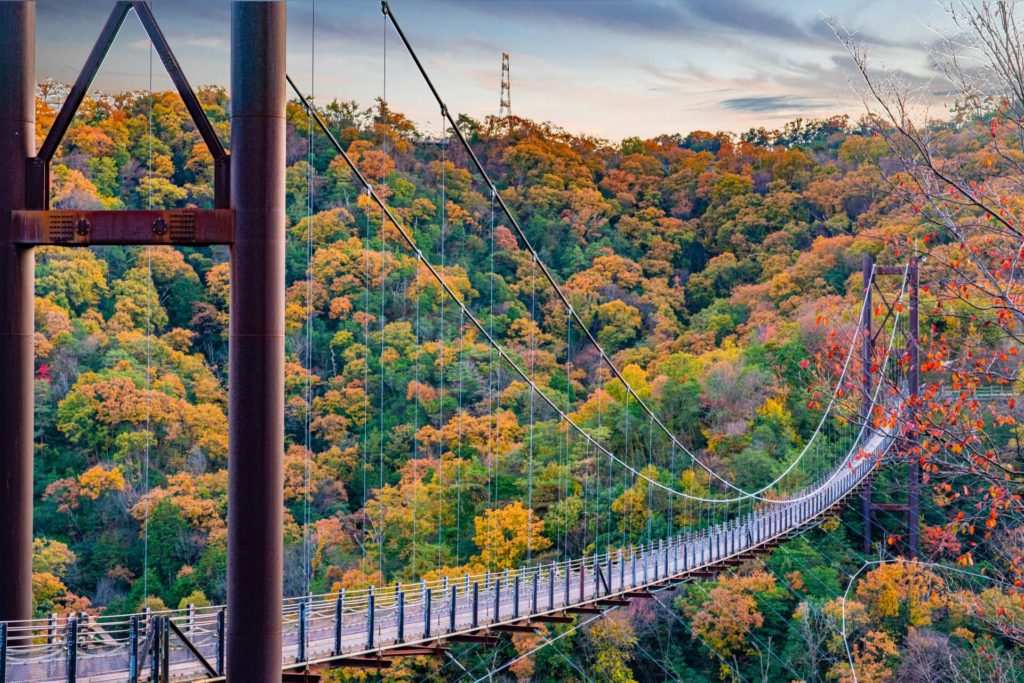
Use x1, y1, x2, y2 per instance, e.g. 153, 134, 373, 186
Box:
379, 0, 880, 502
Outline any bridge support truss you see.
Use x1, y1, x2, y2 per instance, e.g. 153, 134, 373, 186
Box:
860, 256, 920, 557
0, 4, 287, 680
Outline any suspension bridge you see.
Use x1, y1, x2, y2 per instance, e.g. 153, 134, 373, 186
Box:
0, 2, 927, 681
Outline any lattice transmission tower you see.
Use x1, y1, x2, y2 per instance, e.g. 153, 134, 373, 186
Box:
499, 52, 511, 119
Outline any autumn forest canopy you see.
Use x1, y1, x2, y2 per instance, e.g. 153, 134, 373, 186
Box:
27, 4, 1024, 678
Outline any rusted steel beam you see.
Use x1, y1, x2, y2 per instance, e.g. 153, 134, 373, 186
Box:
489, 624, 540, 634
688, 571, 717, 579
595, 598, 630, 607
447, 634, 499, 646
12, 210, 233, 246
381, 646, 446, 658
871, 503, 909, 512
875, 265, 905, 276
325, 657, 390, 670
0, 0, 35, 625
531, 614, 575, 624
565, 606, 602, 615
622, 591, 654, 599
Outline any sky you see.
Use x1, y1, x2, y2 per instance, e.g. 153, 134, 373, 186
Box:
35, 0, 954, 141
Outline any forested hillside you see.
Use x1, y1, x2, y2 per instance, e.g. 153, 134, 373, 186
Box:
29, 78, 1024, 681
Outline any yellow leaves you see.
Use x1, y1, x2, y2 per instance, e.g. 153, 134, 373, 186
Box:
32, 572, 69, 614
328, 568, 382, 594
33, 538, 76, 576
588, 612, 638, 683
417, 410, 523, 465
785, 570, 806, 592
472, 501, 551, 570
611, 465, 660, 535
690, 587, 764, 657
687, 570, 778, 659
596, 300, 643, 350
828, 630, 899, 683
509, 629, 546, 682
283, 446, 327, 503
77, 464, 126, 500
406, 380, 438, 404
131, 471, 228, 534
720, 569, 778, 596
32, 538, 81, 616
408, 262, 477, 305
570, 387, 614, 424
606, 364, 652, 403
855, 560, 946, 627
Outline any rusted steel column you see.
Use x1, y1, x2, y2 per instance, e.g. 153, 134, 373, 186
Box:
907, 259, 920, 558
227, 2, 286, 680
0, 0, 35, 625
861, 255, 873, 554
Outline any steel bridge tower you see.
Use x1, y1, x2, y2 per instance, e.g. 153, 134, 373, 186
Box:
859, 255, 921, 558
0, 2, 286, 680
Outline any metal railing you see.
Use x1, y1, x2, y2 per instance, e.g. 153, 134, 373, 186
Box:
0, 426, 892, 683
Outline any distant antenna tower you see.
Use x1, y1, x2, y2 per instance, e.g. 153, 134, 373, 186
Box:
499, 52, 511, 119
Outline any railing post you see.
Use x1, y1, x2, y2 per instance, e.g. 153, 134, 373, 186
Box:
424, 588, 432, 639
564, 564, 571, 606
653, 544, 659, 581
449, 584, 457, 633
48, 613, 56, 645
297, 600, 307, 663
0, 622, 7, 683
592, 558, 600, 597
65, 618, 78, 683
663, 539, 669, 576
579, 562, 585, 602
618, 550, 625, 590
513, 575, 520, 619
367, 587, 375, 650
548, 564, 555, 611
128, 616, 139, 683
493, 579, 501, 623
160, 616, 169, 683
333, 591, 343, 656
631, 550, 637, 588
216, 609, 225, 675
396, 590, 405, 643
531, 571, 538, 614
187, 602, 195, 635
471, 583, 479, 629
149, 617, 160, 683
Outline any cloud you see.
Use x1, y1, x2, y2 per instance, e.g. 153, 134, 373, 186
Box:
719, 95, 834, 112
